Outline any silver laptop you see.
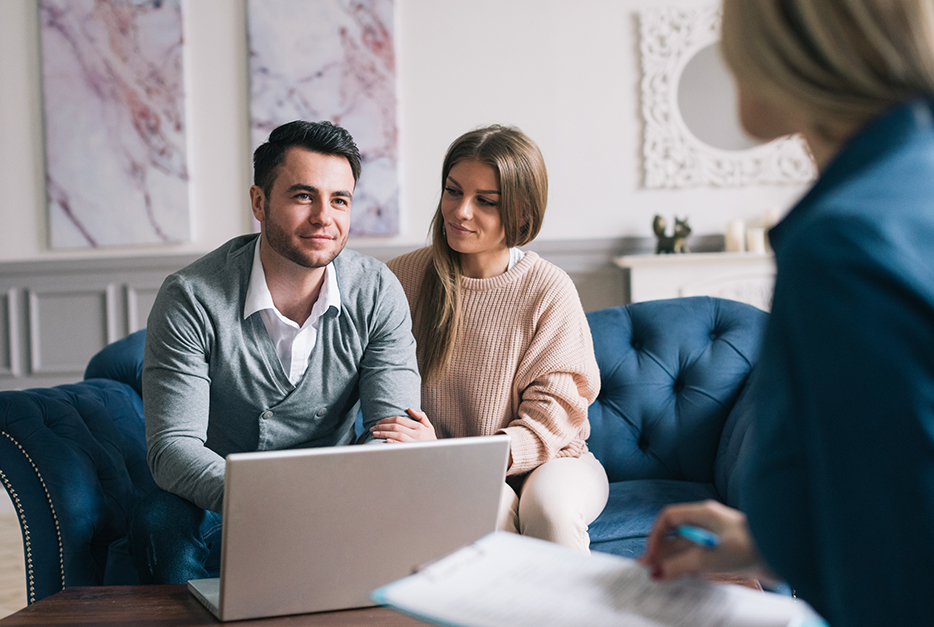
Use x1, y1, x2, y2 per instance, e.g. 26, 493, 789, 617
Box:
187, 434, 510, 621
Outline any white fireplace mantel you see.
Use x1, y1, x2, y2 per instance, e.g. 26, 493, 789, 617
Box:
615, 252, 776, 312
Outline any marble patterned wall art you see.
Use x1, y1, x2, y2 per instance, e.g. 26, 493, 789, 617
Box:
39, 0, 190, 248
639, 6, 817, 188
248, 0, 399, 236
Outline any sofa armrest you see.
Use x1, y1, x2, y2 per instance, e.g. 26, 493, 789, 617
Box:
713, 367, 760, 508
84, 329, 146, 397
0, 379, 156, 603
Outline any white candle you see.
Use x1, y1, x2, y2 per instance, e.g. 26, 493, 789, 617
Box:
746, 227, 767, 254
725, 220, 745, 252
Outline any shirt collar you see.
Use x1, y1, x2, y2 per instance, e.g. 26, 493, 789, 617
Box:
243, 237, 342, 321
769, 98, 934, 255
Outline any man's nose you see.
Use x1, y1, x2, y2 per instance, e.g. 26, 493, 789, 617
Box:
309, 204, 333, 226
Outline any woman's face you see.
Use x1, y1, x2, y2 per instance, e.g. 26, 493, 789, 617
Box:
734, 78, 799, 142
440, 159, 507, 260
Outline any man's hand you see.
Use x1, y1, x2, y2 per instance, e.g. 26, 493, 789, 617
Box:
638, 500, 764, 580
369, 408, 437, 442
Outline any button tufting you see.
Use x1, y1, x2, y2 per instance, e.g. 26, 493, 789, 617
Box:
631, 338, 643, 351
674, 379, 686, 393
637, 434, 650, 451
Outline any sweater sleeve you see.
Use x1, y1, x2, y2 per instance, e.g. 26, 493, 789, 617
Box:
356, 265, 423, 432
143, 274, 227, 513
500, 272, 600, 475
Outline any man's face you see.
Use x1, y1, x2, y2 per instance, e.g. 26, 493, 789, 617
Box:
250, 147, 354, 270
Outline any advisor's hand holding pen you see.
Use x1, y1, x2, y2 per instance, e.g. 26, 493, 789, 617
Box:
638, 500, 765, 581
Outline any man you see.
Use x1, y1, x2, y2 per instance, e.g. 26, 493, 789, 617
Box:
130, 120, 421, 584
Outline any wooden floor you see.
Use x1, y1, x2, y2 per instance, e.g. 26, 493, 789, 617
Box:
0, 497, 27, 619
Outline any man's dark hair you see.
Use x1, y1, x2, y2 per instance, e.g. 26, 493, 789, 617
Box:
253, 120, 362, 196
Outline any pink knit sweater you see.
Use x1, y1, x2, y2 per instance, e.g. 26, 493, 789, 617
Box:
387, 247, 600, 476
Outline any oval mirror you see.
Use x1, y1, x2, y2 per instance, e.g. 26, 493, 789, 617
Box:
677, 43, 762, 152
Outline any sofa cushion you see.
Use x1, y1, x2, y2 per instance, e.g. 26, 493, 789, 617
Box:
589, 479, 720, 558
586, 298, 768, 486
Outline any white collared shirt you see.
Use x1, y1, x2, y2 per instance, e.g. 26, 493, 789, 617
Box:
243, 239, 342, 384
508, 247, 525, 270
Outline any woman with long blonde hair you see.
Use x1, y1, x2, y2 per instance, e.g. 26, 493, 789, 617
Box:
640, 1, 934, 624
375, 125, 608, 553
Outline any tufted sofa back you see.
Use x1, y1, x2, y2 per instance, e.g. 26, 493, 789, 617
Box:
84, 328, 146, 397
0, 330, 154, 604
585, 297, 768, 502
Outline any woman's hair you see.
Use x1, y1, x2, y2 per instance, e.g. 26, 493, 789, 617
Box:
417, 125, 548, 382
721, 0, 934, 132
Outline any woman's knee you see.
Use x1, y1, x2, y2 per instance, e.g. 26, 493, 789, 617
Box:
522, 456, 608, 519
516, 455, 609, 548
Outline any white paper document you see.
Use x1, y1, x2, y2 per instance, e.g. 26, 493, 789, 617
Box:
372, 532, 825, 627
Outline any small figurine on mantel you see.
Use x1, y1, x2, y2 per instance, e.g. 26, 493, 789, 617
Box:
653, 215, 691, 254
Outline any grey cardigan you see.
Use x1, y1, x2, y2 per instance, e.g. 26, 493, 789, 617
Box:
143, 234, 421, 512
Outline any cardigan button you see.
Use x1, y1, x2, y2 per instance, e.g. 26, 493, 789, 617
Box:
315, 407, 328, 417
261, 410, 273, 420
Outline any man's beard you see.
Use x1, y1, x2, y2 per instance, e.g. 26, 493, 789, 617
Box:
264, 200, 345, 269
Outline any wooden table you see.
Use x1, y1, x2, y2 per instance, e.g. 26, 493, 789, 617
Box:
0, 576, 762, 625
0, 586, 429, 626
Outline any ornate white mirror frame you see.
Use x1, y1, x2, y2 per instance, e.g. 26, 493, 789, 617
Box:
639, 6, 818, 188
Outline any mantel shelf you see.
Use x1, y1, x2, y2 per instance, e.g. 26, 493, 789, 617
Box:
615, 252, 776, 311
614, 251, 774, 268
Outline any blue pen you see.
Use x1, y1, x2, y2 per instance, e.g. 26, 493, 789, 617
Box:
673, 525, 720, 549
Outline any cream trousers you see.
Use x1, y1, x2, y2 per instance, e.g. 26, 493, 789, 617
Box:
497, 452, 609, 553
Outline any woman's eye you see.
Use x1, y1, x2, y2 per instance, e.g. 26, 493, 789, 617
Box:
477, 196, 498, 207
444, 187, 462, 197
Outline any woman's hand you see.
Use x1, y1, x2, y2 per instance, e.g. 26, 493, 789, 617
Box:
369, 408, 437, 442
638, 500, 763, 580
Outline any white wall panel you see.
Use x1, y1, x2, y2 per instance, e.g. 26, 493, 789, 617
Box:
27, 286, 114, 375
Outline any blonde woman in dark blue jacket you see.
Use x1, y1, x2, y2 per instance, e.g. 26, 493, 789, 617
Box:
641, 2, 934, 625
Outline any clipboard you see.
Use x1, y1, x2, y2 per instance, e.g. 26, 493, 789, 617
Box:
372, 532, 827, 627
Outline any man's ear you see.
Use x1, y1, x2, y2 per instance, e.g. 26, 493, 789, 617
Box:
249, 185, 266, 223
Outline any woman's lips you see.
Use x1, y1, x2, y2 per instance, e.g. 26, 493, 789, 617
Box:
448, 223, 473, 234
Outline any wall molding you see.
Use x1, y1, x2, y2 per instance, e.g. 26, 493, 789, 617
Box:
0, 290, 20, 378
27, 285, 119, 374
0, 235, 721, 390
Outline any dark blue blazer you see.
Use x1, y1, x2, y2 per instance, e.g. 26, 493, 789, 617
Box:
743, 99, 934, 626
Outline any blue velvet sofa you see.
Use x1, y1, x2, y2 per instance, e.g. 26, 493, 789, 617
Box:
0, 296, 767, 603
585, 297, 768, 557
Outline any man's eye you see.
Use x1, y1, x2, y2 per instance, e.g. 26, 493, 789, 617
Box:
294, 193, 312, 201
333, 198, 349, 207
